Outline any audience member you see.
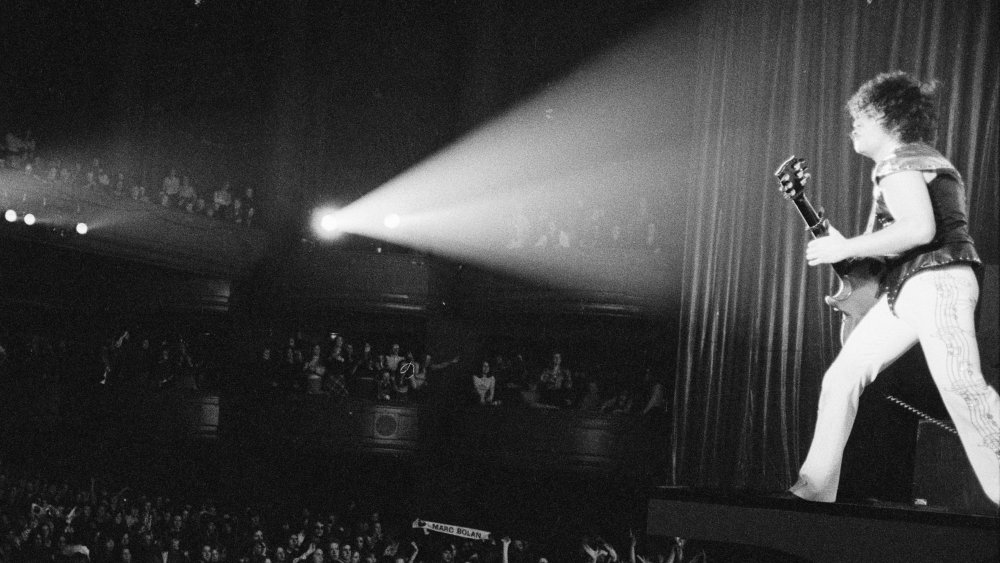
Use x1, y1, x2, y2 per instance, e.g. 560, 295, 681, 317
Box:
538, 352, 572, 408
212, 182, 234, 220
471, 360, 496, 406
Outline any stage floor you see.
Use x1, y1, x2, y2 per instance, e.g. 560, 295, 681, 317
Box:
646, 487, 998, 563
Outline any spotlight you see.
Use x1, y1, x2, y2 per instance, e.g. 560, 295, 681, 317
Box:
23, 213, 36, 226
384, 213, 401, 229
4, 209, 15, 222
76, 222, 89, 235
320, 213, 338, 232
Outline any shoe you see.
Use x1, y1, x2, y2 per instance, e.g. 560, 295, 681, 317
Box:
767, 490, 807, 501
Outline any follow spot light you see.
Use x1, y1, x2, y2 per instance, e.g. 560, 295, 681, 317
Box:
24, 213, 36, 226
76, 222, 89, 235
384, 213, 401, 229
320, 213, 338, 232
4, 209, 15, 222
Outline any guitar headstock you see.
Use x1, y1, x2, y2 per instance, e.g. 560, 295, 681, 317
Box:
774, 156, 810, 200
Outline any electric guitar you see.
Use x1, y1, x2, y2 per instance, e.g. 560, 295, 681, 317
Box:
774, 156, 883, 343
774, 157, 957, 433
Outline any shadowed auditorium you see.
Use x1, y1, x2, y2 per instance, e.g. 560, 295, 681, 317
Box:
1, 1, 997, 562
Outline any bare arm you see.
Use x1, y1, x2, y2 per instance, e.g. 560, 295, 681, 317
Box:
430, 356, 460, 370
605, 541, 618, 562
640, 384, 664, 415
807, 171, 935, 265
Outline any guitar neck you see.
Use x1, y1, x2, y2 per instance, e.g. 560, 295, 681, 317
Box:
790, 193, 827, 237
791, 193, 858, 278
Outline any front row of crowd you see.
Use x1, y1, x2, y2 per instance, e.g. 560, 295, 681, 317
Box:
0, 465, 697, 563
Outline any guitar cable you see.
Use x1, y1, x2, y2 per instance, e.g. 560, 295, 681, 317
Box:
882, 394, 958, 436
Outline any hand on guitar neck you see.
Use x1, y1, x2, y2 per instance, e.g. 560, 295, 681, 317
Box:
805, 224, 855, 266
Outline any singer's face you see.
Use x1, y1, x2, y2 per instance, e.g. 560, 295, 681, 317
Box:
849, 109, 895, 158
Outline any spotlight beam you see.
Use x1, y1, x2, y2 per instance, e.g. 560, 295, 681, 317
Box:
323, 18, 688, 305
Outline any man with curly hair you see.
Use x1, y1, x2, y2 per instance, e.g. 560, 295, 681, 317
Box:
789, 71, 1000, 506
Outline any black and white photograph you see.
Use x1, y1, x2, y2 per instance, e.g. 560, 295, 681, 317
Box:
1, 1, 997, 561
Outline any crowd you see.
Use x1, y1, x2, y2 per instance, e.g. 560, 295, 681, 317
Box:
0, 463, 700, 563
0, 326, 219, 394
253, 335, 668, 417
0, 320, 669, 421
501, 198, 665, 256
1, 131, 257, 227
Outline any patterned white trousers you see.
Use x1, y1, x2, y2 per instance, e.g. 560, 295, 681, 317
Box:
791, 264, 1000, 505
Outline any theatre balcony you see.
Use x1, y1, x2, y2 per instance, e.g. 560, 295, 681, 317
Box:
1, 168, 271, 278
0, 380, 663, 481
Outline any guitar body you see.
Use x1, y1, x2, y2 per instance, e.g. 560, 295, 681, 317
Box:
825, 258, 882, 344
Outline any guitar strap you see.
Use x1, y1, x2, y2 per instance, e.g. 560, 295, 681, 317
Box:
863, 196, 878, 235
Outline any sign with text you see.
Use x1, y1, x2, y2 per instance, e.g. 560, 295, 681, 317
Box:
412, 519, 492, 541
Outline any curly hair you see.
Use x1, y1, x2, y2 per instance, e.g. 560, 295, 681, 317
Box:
846, 71, 940, 143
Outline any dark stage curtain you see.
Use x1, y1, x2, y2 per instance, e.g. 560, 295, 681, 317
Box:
670, 0, 998, 492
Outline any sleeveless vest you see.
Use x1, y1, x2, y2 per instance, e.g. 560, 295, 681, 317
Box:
871, 143, 981, 313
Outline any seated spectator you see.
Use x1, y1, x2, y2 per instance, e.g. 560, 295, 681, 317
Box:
152, 348, 175, 388
114, 172, 128, 197
607, 223, 627, 250
82, 171, 97, 191
303, 345, 326, 395
413, 353, 457, 402
161, 169, 181, 206
324, 364, 349, 400
212, 182, 233, 219
471, 360, 496, 406
325, 338, 346, 376
178, 177, 197, 211
232, 198, 245, 225
174, 338, 198, 390
600, 386, 633, 414
538, 352, 572, 408
643, 221, 662, 254
392, 351, 419, 402
506, 203, 532, 249
281, 347, 303, 390
382, 344, 403, 375
576, 377, 603, 411
253, 346, 281, 389
350, 343, 379, 398
97, 168, 111, 191
635, 367, 666, 418
375, 367, 392, 402
533, 218, 569, 249
242, 188, 256, 226
4, 130, 36, 156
